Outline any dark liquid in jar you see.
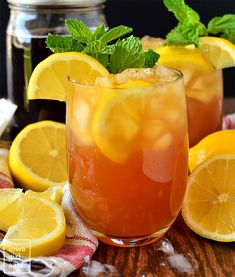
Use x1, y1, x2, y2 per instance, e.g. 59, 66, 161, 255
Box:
7, 35, 66, 138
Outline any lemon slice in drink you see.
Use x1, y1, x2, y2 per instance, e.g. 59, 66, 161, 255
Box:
189, 130, 235, 172
92, 86, 145, 164
9, 120, 67, 191
182, 155, 235, 242
28, 52, 109, 101
0, 194, 66, 257
199, 36, 235, 69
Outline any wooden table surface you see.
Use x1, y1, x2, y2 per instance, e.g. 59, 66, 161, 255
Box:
72, 97, 235, 277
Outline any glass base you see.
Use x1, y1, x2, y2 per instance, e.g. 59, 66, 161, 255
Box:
92, 226, 170, 247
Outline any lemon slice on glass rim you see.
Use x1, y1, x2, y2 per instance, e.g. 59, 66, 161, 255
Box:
28, 52, 109, 101
199, 36, 235, 69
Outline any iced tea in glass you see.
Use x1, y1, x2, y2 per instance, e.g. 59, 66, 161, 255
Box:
157, 46, 223, 147
66, 66, 188, 247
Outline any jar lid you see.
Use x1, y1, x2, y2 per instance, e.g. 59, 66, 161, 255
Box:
7, 0, 106, 6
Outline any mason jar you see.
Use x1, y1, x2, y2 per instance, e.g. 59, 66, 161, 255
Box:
6, 0, 107, 138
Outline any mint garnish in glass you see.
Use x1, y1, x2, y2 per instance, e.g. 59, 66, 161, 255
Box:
46, 19, 160, 74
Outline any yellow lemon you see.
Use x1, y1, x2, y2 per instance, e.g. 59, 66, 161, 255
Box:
182, 155, 235, 242
28, 52, 109, 101
0, 193, 66, 257
157, 45, 214, 72
0, 188, 23, 232
189, 130, 235, 172
9, 120, 67, 191
25, 185, 64, 204
199, 36, 235, 69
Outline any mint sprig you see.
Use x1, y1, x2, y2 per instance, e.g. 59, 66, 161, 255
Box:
163, 0, 235, 46
46, 19, 159, 73
208, 14, 235, 43
163, 0, 207, 47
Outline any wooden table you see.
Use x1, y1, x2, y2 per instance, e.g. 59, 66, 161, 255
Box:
73, 97, 235, 277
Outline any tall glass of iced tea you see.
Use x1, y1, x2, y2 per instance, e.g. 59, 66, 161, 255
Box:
66, 66, 188, 247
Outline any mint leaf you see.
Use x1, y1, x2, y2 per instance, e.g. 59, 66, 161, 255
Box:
208, 14, 235, 43
163, 0, 199, 23
109, 36, 145, 73
46, 19, 159, 73
46, 34, 84, 53
165, 21, 207, 46
65, 19, 92, 43
222, 33, 235, 44
83, 40, 110, 67
144, 49, 159, 68
163, 0, 207, 46
90, 24, 106, 40
100, 25, 133, 44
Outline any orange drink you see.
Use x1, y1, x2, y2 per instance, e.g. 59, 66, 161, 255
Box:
66, 66, 188, 247
156, 46, 223, 147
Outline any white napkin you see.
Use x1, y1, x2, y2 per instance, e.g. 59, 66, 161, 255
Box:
0, 99, 17, 137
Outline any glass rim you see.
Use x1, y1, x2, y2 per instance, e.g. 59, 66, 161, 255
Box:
68, 66, 184, 89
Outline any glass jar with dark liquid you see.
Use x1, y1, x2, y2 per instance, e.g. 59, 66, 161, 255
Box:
6, 0, 107, 138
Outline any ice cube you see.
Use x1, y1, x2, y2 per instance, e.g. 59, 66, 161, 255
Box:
164, 109, 180, 124
73, 98, 93, 145
141, 36, 165, 50
113, 66, 180, 85
153, 132, 172, 150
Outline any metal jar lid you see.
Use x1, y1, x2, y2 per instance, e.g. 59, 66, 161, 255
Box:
7, 0, 106, 6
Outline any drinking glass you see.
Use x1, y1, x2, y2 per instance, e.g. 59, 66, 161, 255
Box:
66, 66, 188, 247
157, 46, 223, 147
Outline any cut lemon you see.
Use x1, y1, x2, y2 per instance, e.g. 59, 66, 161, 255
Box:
182, 155, 235, 242
9, 120, 67, 191
189, 130, 235, 172
0, 188, 23, 232
0, 194, 66, 257
25, 185, 64, 204
156, 45, 214, 72
28, 52, 109, 101
199, 36, 235, 69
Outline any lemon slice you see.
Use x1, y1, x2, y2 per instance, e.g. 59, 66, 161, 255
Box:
157, 45, 214, 72
92, 85, 150, 164
25, 186, 64, 204
28, 52, 109, 101
182, 155, 235, 242
0, 188, 23, 232
199, 36, 235, 69
9, 120, 67, 191
0, 194, 66, 257
189, 130, 235, 172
